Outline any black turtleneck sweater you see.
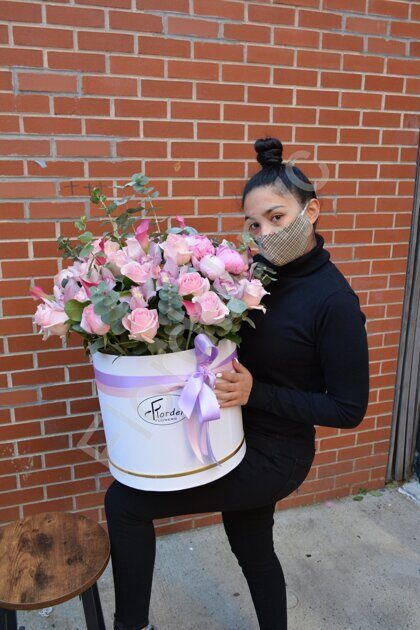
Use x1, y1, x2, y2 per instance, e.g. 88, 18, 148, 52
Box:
237, 232, 370, 459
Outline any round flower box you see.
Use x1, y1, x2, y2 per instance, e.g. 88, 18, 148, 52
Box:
91, 336, 246, 491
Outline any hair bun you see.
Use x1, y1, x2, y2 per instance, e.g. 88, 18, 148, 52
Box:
255, 136, 283, 168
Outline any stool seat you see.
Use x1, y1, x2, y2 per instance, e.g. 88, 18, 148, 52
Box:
0, 511, 110, 611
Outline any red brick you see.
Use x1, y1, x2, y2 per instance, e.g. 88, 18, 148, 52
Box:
168, 16, 218, 38
46, 4, 105, 27
369, 0, 409, 19
78, 30, 134, 53
13, 26, 73, 49
18, 72, 77, 93
193, 0, 244, 20
0, 1, 42, 22
110, 10, 162, 32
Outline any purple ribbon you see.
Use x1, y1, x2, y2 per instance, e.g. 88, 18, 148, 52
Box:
178, 333, 225, 467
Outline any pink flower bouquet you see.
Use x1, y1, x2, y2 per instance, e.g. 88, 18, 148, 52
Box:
29, 172, 276, 490
30, 172, 274, 358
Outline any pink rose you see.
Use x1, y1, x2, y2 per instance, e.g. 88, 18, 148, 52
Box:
240, 278, 270, 311
80, 304, 110, 335
106, 249, 130, 275
120, 286, 150, 310
178, 272, 210, 297
215, 242, 248, 275
198, 254, 225, 280
160, 234, 193, 265
123, 236, 146, 261
33, 302, 70, 340
120, 260, 158, 284
186, 234, 215, 261
213, 274, 243, 300
191, 290, 229, 325
183, 299, 202, 321
122, 307, 159, 343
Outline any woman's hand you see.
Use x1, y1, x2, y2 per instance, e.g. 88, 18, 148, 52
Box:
213, 358, 253, 408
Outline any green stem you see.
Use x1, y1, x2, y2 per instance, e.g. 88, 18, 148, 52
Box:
185, 320, 194, 350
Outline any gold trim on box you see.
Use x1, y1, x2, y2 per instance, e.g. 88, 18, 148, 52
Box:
108, 435, 246, 479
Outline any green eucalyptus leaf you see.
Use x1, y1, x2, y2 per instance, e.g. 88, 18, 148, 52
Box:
227, 297, 247, 315
79, 244, 94, 258
110, 320, 127, 335
79, 231, 93, 244
88, 337, 105, 354
106, 202, 118, 214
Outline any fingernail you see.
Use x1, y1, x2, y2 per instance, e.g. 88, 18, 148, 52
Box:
216, 372, 222, 377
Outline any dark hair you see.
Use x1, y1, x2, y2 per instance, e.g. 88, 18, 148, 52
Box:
241, 136, 319, 231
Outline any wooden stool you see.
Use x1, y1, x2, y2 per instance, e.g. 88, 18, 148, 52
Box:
0, 511, 110, 630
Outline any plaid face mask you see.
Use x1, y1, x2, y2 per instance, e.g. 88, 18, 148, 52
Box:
254, 202, 313, 266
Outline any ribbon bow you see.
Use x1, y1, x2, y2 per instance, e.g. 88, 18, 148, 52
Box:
178, 333, 223, 467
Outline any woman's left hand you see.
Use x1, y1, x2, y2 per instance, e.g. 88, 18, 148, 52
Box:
213, 358, 253, 408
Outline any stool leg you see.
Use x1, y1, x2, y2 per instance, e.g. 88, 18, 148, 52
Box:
80, 582, 106, 630
0, 609, 17, 630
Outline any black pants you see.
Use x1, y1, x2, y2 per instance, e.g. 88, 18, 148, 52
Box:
104, 430, 314, 630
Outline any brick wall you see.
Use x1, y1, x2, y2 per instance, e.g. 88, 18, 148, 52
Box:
0, 0, 419, 536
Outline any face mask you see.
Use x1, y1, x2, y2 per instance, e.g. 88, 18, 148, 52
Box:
254, 201, 313, 266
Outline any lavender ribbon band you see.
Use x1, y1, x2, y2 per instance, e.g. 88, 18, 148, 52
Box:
93, 334, 238, 467
178, 334, 227, 467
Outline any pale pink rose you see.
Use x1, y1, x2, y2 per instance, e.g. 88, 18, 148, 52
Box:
191, 290, 229, 325
182, 299, 202, 321
103, 240, 120, 256
106, 249, 130, 275
54, 268, 73, 288
80, 304, 110, 335
215, 242, 248, 275
155, 258, 180, 292
240, 278, 270, 312
68, 261, 102, 286
160, 234, 193, 265
198, 254, 225, 280
65, 281, 90, 303
141, 278, 157, 303
186, 234, 215, 261
178, 272, 210, 297
63, 260, 117, 293
120, 260, 157, 284
123, 236, 146, 261
121, 287, 147, 311
33, 302, 70, 340
147, 240, 163, 266
100, 266, 117, 290
213, 274, 243, 300
122, 307, 159, 343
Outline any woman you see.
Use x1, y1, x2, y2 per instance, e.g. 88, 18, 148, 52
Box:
105, 136, 370, 630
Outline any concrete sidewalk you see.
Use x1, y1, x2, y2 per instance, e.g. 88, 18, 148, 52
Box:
17, 480, 420, 630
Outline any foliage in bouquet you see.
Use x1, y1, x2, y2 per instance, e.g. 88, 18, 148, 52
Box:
30, 172, 276, 357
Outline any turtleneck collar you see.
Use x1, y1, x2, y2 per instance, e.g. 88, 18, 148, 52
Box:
252, 232, 330, 278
